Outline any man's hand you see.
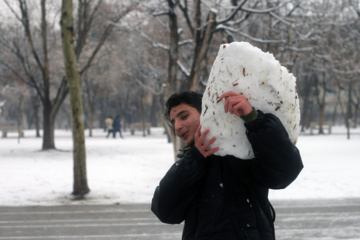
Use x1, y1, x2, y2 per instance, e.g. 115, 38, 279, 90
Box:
194, 125, 219, 157
219, 91, 253, 117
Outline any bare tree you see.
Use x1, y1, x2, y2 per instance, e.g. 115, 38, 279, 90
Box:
1, 0, 137, 150
129, 0, 309, 159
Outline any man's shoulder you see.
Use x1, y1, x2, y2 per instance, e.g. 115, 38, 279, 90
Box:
177, 145, 207, 163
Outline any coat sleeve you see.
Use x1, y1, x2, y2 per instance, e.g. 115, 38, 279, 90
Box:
151, 147, 207, 224
245, 111, 303, 189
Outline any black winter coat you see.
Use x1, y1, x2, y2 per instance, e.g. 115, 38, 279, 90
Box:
112, 116, 121, 130
151, 111, 303, 240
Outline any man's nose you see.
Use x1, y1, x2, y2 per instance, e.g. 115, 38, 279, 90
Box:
174, 121, 182, 131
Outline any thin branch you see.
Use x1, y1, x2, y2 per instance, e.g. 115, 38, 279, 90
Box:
332, 68, 360, 75
17, 0, 45, 73
178, 39, 193, 46
178, 0, 194, 37
219, 27, 287, 44
271, 1, 301, 27
0, 59, 43, 101
75, 0, 104, 59
241, 0, 298, 14
3, 0, 22, 22
80, 3, 139, 75
217, 0, 248, 25
269, 12, 293, 27
152, 10, 169, 17
177, 60, 190, 78
279, 46, 314, 52
118, 21, 169, 50
135, 77, 162, 95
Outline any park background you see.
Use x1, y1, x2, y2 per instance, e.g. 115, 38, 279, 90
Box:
0, 0, 359, 201
0, 126, 359, 206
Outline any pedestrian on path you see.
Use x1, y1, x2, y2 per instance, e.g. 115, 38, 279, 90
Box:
112, 115, 124, 138
105, 116, 113, 138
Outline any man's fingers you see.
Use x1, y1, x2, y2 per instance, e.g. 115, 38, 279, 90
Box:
195, 129, 219, 157
203, 137, 216, 150
220, 91, 240, 113
229, 99, 234, 114
204, 147, 220, 157
195, 126, 208, 149
219, 92, 251, 116
224, 96, 233, 113
224, 96, 237, 114
232, 102, 245, 116
198, 128, 209, 145
200, 137, 219, 157
219, 91, 238, 99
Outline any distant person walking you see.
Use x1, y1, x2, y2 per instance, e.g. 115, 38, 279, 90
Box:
105, 116, 113, 138
113, 115, 124, 138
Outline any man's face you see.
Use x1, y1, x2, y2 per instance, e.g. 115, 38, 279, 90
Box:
169, 103, 201, 146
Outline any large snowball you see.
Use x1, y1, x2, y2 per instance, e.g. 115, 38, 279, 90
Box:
200, 42, 300, 159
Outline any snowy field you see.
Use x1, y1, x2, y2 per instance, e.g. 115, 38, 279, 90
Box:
0, 126, 359, 206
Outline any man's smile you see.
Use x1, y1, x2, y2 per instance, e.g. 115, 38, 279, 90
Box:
180, 131, 188, 139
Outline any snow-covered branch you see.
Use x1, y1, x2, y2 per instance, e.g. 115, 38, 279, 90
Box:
219, 26, 286, 44
152, 10, 169, 17
216, 0, 248, 25
113, 20, 169, 51
178, 39, 193, 46
271, 1, 301, 28
269, 12, 293, 27
134, 77, 163, 95
177, 60, 190, 78
332, 68, 360, 75
312, 53, 331, 61
279, 46, 314, 52
241, 0, 297, 14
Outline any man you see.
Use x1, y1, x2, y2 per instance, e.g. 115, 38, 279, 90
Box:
112, 115, 124, 138
151, 91, 303, 240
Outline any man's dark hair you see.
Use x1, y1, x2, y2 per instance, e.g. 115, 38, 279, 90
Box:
165, 91, 203, 117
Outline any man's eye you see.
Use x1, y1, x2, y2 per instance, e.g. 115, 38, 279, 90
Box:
181, 114, 188, 120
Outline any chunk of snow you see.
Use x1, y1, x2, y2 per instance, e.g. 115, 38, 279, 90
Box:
200, 42, 300, 159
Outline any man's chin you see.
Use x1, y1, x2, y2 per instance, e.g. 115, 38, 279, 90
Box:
184, 138, 194, 146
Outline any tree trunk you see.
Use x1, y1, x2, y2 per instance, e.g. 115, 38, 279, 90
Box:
353, 103, 359, 128
17, 94, 24, 143
88, 111, 94, 137
346, 81, 352, 139
42, 100, 55, 149
139, 92, 146, 137
318, 104, 325, 134
300, 73, 312, 132
40, 0, 54, 149
186, 10, 217, 91
61, 0, 90, 197
34, 99, 41, 137
336, 88, 347, 125
166, 0, 180, 160
167, 0, 178, 95
150, 94, 159, 127
314, 71, 326, 135
318, 75, 327, 134
162, 114, 179, 157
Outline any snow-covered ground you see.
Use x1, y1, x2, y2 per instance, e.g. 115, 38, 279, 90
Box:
0, 126, 359, 206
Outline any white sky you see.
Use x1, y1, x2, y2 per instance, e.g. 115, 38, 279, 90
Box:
0, 126, 359, 206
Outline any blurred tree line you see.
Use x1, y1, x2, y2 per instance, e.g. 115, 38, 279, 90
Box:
0, 0, 359, 147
